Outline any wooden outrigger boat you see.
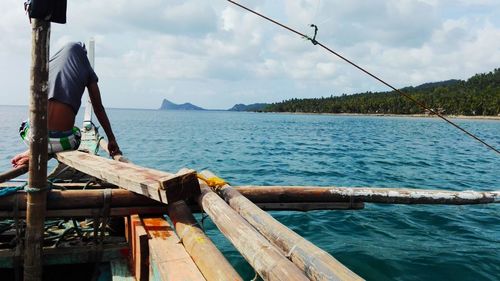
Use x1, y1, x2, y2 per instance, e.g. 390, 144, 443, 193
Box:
1, 128, 498, 281
1, 6, 498, 281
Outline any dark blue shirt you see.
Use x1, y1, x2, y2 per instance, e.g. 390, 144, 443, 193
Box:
48, 42, 98, 114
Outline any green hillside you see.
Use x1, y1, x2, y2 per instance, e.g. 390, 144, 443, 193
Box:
263, 69, 500, 116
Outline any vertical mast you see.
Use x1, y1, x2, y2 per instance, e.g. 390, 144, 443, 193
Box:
24, 18, 51, 281
79, 38, 101, 154
83, 38, 95, 127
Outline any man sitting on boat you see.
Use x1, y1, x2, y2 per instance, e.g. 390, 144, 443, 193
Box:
11, 42, 121, 168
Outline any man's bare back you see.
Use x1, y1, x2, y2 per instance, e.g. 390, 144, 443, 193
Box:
11, 42, 121, 168
11, 100, 76, 167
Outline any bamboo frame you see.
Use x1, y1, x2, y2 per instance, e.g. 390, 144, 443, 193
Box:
197, 183, 309, 281
200, 171, 363, 281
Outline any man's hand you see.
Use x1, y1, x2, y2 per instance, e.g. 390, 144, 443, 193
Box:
107, 139, 122, 157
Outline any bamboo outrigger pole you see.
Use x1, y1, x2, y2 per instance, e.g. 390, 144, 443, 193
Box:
167, 201, 243, 281
235, 186, 500, 205
198, 183, 310, 281
24, 18, 51, 281
199, 171, 363, 281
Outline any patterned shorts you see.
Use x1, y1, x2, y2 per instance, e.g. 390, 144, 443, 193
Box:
19, 120, 81, 154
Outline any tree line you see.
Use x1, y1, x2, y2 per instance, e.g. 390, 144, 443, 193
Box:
262, 68, 500, 116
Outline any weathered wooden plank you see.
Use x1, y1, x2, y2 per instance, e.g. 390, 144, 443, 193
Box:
167, 201, 242, 281
98, 138, 131, 163
143, 217, 206, 281
235, 186, 500, 204
198, 183, 309, 281
56, 151, 200, 204
111, 258, 136, 281
200, 171, 363, 281
0, 243, 129, 268
128, 215, 149, 281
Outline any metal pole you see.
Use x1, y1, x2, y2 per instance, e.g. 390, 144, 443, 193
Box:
24, 18, 50, 281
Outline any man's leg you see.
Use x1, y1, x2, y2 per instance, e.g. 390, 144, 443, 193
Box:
11, 150, 30, 168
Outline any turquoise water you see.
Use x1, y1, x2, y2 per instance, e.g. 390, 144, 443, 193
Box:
1, 105, 499, 280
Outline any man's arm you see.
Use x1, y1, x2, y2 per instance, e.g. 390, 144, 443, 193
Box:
87, 81, 122, 156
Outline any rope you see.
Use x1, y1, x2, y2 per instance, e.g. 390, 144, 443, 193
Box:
197, 174, 228, 189
226, 0, 500, 156
0, 185, 26, 197
24, 181, 52, 193
200, 212, 209, 231
250, 269, 259, 281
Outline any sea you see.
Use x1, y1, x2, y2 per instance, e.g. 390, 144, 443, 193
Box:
0, 105, 499, 281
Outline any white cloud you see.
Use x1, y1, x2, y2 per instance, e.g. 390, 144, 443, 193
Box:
0, 0, 499, 109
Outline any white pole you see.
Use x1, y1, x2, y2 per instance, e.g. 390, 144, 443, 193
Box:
78, 38, 101, 154
83, 38, 95, 128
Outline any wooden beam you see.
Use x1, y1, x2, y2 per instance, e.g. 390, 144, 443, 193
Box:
142, 217, 206, 281
25, 18, 51, 281
55, 151, 200, 204
200, 171, 363, 281
99, 138, 131, 163
198, 183, 309, 281
167, 201, 242, 281
235, 185, 500, 205
127, 215, 149, 281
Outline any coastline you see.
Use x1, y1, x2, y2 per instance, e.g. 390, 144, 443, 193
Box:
261, 111, 500, 121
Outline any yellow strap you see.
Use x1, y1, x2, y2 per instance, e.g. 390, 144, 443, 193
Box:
197, 174, 228, 188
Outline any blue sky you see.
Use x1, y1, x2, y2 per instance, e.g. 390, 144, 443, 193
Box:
1, 0, 499, 109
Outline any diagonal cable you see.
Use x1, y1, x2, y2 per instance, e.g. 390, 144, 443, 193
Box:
226, 0, 499, 155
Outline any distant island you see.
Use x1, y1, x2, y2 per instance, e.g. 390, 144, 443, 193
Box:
159, 68, 499, 116
159, 99, 270, 112
159, 99, 205, 110
263, 69, 500, 116
228, 103, 269, 112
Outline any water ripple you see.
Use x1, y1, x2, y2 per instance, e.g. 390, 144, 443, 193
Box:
0, 107, 498, 281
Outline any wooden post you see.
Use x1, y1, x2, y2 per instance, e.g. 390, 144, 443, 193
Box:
167, 201, 243, 281
24, 18, 50, 281
200, 171, 363, 281
198, 183, 309, 281
128, 215, 149, 281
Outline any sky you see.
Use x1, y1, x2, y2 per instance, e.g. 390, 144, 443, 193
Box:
0, 0, 499, 110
